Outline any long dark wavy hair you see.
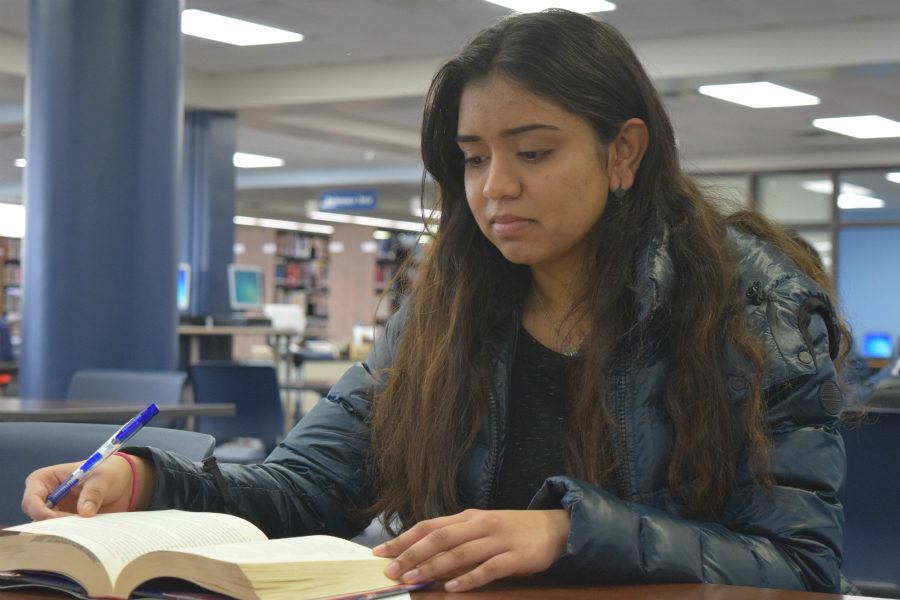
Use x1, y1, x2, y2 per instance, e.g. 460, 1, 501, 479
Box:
368, 9, 849, 530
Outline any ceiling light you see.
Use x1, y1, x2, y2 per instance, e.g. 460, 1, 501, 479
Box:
802, 180, 873, 196
233, 216, 334, 235
482, 0, 615, 14
409, 197, 441, 220
411, 206, 442, 220
307, 210, 434, 233
886, 172, 900, 184
697, 82, 819, 108
233, 152, 285, 169
812, 115, 900, 139
13, 158, 25, 168
837, 193, 885, 210
181, 9, 303, 46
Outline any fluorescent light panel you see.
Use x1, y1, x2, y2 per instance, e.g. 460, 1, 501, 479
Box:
802, 180, 873, 196
233, 152, 285, 169
234, 216, 334, 235
181, 9, 303, 46
14, 158, 26, 168
307, 210, 433, 233
886, 172, 900, 185
837, 193, 885, 210
698, 82, 820, 108
410, 207, 442, 220
482, 0, 615, 13
812, 115, 900, 139
800, 180, 884, 210
409, 197, 441, 221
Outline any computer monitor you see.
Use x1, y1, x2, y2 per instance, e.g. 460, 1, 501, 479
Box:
176, 263, 191, 311
861, 332, 893, 359
227, 264, 264, 312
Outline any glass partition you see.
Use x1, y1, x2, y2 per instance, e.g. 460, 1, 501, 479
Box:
838, 225, 900, 362
758, 172, 833, 225
839, 169, 900, 224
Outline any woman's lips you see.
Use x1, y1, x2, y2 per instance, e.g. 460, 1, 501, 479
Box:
491, 214, 532, 236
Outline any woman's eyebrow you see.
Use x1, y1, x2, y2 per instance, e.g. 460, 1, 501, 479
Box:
456, 123, 560, 144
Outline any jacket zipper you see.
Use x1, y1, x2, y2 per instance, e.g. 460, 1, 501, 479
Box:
481, 386, 500, 509
612, 360, 634, 500
482, 315, 517, 510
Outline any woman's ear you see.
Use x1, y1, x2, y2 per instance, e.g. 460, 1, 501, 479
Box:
608, 118, 649, 193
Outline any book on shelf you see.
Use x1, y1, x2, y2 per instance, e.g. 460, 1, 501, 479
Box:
0, 510, 425, 600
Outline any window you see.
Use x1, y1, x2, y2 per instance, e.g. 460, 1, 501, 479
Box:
838, 169, 900, 224
758, 172, 834, 226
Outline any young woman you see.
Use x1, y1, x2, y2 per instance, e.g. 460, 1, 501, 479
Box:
23, 9, 852, 594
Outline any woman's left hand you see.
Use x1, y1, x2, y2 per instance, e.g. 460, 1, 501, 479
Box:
372, 508, 570, 593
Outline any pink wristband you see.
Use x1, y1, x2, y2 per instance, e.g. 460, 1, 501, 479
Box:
114, 451, 139, 511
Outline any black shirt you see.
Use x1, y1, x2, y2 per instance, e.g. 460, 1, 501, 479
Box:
494, 324, 575, 509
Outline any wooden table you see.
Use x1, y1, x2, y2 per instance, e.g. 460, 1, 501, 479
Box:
0, 398, 235, 422
0, 581, 886, 600
411, 581, 882, 599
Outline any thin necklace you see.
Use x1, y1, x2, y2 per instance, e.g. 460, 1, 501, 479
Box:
532, 287, 582, 357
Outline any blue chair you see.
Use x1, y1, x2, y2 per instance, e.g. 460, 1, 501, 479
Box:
841, 408, 900, 598
0, 421, 215, 526
67, 369, 188, 427
188, 362, 285, 463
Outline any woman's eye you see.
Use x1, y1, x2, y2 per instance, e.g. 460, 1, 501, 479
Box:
464, 156, 485, 167
520, 150, 549, 161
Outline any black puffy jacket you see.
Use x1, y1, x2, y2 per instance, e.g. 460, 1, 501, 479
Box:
142, 227, 847, 592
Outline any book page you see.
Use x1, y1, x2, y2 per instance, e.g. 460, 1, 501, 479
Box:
171, 536, 385, 564
8, 510, 266, 582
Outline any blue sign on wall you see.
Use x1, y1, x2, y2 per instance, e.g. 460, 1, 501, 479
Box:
320, 190, 378, 212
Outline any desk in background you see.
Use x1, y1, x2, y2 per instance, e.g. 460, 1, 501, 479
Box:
178, 325, 298, 366
0, 398, 235, 423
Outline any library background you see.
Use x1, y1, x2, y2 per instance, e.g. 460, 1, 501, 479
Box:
4, 163, 898, 371
0, 1, 899, 398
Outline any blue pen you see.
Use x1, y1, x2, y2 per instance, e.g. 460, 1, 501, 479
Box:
45, 402, 160, 507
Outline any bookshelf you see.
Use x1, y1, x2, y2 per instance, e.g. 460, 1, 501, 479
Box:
0, 237, 22, 347
274, 231, 330, 337
374, 231, 420, 324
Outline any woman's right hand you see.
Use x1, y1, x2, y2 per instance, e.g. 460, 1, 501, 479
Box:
21, 454, 151, 521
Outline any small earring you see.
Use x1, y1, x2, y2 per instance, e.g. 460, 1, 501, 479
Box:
612, 186, 626, 199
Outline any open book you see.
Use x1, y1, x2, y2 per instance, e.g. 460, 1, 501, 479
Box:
0, 510, 417, 600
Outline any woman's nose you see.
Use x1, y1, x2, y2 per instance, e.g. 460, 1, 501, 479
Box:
483, 156, 522, 200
